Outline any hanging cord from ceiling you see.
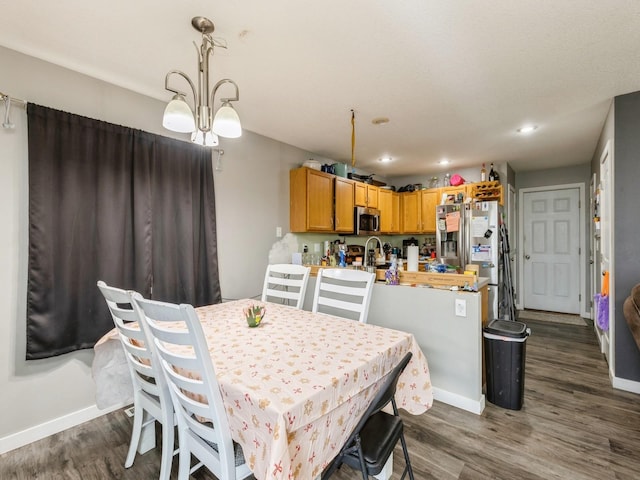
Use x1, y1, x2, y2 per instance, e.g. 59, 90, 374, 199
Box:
1, 92, 27, 129
351, 109, 356, 168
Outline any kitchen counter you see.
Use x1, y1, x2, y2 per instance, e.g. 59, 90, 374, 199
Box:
305, 264, 488, 291
302, 276, 488, 414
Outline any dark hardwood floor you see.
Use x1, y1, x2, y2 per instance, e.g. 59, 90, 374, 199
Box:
2, 319, 639, 479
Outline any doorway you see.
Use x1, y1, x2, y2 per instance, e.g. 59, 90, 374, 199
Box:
518, 185, 585, 315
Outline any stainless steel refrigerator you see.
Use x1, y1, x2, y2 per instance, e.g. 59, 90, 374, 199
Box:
436, 201, 502, 321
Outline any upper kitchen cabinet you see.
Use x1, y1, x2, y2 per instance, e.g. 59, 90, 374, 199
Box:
401, 189, 440, 233
334, 177, 355, 233
420, 189, 439, 233
290, 167, 335, 232
354, 183, 379, 209
440, 185, 471, 204
401, 191, 421, 233
379, 189, 400, 233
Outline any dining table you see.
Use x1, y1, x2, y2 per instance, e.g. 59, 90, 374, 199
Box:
93, 298, 433, 480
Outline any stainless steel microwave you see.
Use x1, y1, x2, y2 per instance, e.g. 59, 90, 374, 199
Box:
355, 206, 381, 235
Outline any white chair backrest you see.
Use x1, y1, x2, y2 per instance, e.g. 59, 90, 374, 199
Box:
97, 280, 168, 405
261, 263, 311, 309
97, 281, 177, 480
312, 268, 376, 323
132, 294, 240, 480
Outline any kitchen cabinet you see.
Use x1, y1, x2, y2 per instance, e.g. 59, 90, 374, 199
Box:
334, 177, 355, 233
401, 189, 439, 233
391, 192, 400, 233
420, 189, 439, 233
439, 185, 470, 204
355, 183, 379, 208
367, 185, 379, 208
290, 167, 335, 232
379, 189, 400, 233
401, 191, 421, 233
290, 167, 500, 235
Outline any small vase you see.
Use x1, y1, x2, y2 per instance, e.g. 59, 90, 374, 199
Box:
246, 315, 262, 328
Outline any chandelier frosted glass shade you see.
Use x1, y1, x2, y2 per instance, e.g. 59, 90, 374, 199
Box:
163, 17, 241, 145
212, 102, 242, 138
162, 95, 196, 133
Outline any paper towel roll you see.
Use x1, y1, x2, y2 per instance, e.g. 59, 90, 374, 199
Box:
407, 246, 419, 272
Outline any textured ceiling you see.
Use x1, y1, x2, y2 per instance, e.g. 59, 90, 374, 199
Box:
2, 1, 639, 177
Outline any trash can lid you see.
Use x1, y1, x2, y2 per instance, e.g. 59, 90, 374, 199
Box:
484, 319, 528, 338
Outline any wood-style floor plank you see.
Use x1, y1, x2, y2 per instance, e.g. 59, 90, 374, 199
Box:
1, 318, 639, 479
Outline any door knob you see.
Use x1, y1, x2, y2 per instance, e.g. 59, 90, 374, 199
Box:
525, 254, 531, 260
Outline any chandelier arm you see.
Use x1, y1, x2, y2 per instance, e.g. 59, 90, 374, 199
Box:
162, 16, 241, 141
211, 79, 240, 105
164, 70, 197, 110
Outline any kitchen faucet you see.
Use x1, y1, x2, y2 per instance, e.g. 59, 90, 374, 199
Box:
364, 236, 383, 268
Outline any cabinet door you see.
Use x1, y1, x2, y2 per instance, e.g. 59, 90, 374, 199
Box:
366, 185, 379, 209
354, 183, 367, 206
439, 185, 468, 204
420, 189, 440, 232
307, 169, 334, 231
378, 189, 393, 233
335, 177, 355, 233
401, 191, 420, 233
391, 192, 401, 233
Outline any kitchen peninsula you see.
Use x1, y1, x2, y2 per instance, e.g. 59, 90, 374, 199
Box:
302, 273, 489, 415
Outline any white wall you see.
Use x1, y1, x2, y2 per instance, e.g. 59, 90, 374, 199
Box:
0, 45, 320, 452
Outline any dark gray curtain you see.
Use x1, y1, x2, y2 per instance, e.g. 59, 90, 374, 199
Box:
26, 104, 221, 359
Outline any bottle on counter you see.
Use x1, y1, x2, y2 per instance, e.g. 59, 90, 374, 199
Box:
481, 163, 486, 182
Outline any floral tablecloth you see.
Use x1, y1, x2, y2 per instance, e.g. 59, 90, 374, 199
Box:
194, 299, 433, 480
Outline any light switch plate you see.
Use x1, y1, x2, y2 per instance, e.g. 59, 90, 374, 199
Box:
455, 298, 467, 317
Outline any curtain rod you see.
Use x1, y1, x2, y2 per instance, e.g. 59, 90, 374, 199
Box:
1, 91, 27, 130
0, 91, 27, 106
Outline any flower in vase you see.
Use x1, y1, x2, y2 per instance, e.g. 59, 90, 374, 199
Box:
244, 304, 266, 327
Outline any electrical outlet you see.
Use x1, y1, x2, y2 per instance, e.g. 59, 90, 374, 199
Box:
455, 298, 467, 317
276, 226, 282, 237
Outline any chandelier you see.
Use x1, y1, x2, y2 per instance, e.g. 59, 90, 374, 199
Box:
162, 16, 241, 146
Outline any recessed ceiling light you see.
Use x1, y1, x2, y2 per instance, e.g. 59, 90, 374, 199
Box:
438, 158, 450, 165
517, 125, 538, 134
372, 117, 390, 125
379, 156, 393, 163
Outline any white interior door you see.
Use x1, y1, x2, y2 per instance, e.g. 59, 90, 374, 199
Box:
522, 188, 581, 313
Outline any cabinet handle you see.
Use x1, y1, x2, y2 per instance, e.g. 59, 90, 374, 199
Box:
525, 254, 530, 260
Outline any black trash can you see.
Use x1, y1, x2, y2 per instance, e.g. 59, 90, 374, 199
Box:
483, 320, 530, 410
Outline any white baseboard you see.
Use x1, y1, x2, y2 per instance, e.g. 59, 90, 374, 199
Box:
611, 375, 640, 395
0, 402, 129, 455
432, 387, 485, 415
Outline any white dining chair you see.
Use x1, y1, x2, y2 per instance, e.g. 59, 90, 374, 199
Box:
96, 281, 176, 480
261, 263, 311, 309
312, 268, 376, 323
131, 293, 252, 480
